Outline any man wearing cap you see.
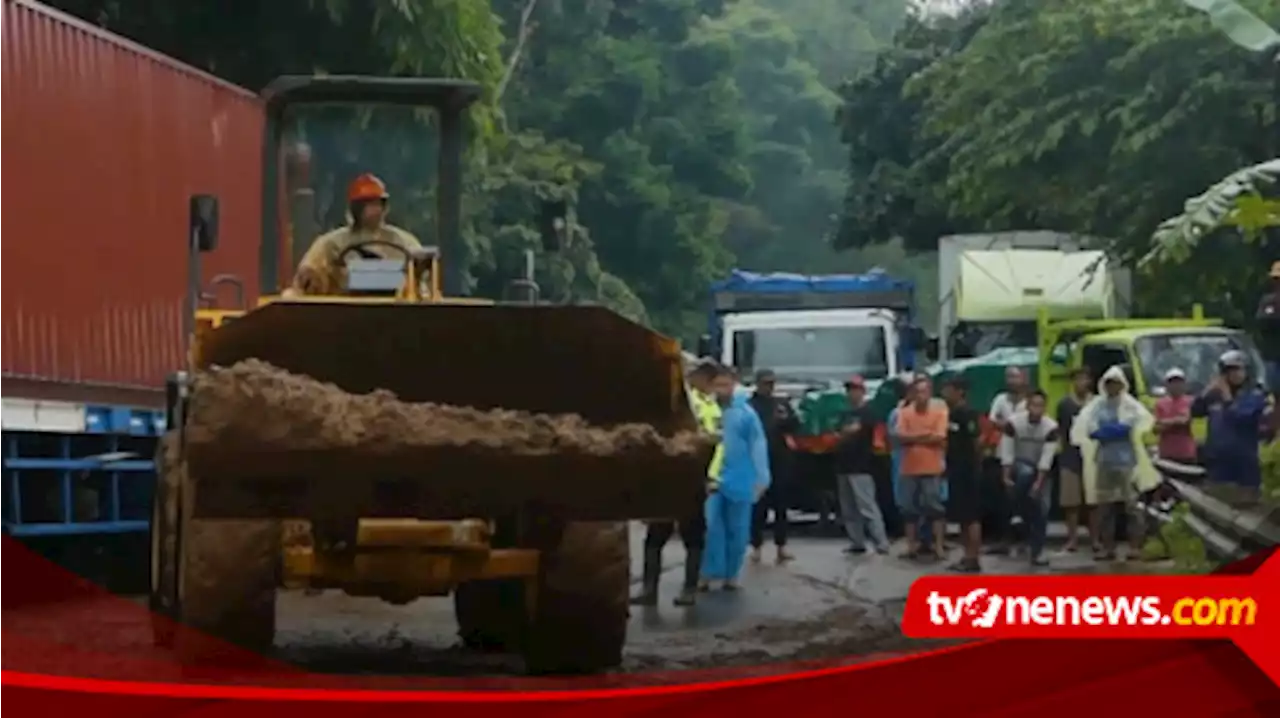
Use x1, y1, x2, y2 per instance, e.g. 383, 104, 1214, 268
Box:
1256, 261, 1280, 396
1192, 351, 1271, 504
748, 369, 800, 564
1155, 368, 1197, 464
834, 375, 890, 554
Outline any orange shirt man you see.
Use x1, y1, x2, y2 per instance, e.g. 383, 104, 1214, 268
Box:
894, 377, 949, 558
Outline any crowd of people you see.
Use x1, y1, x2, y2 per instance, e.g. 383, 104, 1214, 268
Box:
632, 342, 1273, 607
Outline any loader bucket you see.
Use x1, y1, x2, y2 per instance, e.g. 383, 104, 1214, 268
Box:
182, 299, 711, 523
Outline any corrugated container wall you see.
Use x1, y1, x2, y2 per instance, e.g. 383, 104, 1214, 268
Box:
2, 0, 263, 399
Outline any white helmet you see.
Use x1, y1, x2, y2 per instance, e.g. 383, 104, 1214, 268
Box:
1218, 350, 1248, 372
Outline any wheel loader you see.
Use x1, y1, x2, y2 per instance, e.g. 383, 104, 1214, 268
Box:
148, 75, 709, 675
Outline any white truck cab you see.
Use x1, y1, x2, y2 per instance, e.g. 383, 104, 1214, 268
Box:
719, 307, 900, 398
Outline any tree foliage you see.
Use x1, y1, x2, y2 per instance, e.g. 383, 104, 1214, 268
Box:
1147, 159, 1280, 266
50, 0, 928, 339
1144, 2, 1279, 268
835, 5, 991, 252
837, 0, 1280, 324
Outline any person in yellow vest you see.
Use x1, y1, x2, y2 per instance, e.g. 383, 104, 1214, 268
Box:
690, 362, 726, 488
631, 359, 720, 607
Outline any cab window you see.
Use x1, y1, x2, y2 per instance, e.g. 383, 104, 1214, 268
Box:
1080, 343, 1136, 396
1133, 332, 1264, 395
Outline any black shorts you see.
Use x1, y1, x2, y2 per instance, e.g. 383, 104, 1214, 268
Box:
947, 470, 982, 524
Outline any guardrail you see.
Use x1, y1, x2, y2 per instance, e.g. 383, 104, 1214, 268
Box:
1167, 478, 1279, 564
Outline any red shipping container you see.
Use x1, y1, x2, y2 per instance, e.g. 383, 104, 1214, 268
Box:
1, 0, 264, 407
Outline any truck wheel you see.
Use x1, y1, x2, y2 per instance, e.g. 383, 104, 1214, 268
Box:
520, 520, 630, 675
153, 435, 280, 663
454, 579, 526, 652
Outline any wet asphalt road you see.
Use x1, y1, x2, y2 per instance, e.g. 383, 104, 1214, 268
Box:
272, 521, 1147, 675
275, 526, 906, 676
4, 521, 1168, 681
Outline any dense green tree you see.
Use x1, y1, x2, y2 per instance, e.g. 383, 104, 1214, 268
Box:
1145, 1, 1280, 268
757, 0, 905, 89
913, 0, 1278, 320
493, 0, 753, 338
834, 4, 992, 253
836, 0, 1279, 322
696, 0, 915, 277
51, 0, 931, 339
50, 0, 649, 319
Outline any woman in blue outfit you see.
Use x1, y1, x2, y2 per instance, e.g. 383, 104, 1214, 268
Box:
701, 365, 771, 591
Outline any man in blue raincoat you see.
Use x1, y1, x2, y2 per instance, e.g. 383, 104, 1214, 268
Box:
700, 365, 771, 591
1192, 350, 1272, 503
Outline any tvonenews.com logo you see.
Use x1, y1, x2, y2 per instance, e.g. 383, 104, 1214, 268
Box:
925, 589, 1258, 629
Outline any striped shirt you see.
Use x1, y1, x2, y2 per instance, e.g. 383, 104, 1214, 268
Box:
998, 412, 1059, 472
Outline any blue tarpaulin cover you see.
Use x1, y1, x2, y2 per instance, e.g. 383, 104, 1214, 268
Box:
705, 269, 921, 368
710, 268, 915, 295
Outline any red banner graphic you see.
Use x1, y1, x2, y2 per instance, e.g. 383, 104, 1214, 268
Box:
903, 551, 1278, 684
3, 538, 1278, 716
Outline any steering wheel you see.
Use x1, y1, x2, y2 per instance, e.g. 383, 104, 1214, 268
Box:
339, 239, 414, 264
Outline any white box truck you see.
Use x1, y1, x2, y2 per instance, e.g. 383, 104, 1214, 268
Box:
937, 232, 1133, 360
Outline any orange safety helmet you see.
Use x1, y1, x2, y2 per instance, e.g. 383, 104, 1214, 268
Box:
347, 173, 390, 203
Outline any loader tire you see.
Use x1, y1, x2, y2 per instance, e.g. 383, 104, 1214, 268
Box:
150, 434, 280, 663
520, 520, 630, 675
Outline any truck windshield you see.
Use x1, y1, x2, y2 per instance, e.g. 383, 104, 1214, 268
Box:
731, 326, 890, 384
1134, 332, 1267, 394
949, 321, 1039, 359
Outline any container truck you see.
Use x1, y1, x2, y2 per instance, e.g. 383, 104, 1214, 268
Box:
2, 0, 263, 592
937, 232, 1133, 361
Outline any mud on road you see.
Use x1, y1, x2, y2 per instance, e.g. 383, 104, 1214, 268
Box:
268, 535, 947, 679
271, 592, 929, 678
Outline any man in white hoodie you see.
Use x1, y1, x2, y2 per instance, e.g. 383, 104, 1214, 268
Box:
1070, 365, 1158, 562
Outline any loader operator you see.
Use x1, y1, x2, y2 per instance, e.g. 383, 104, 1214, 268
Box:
286, 173, 424, 297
